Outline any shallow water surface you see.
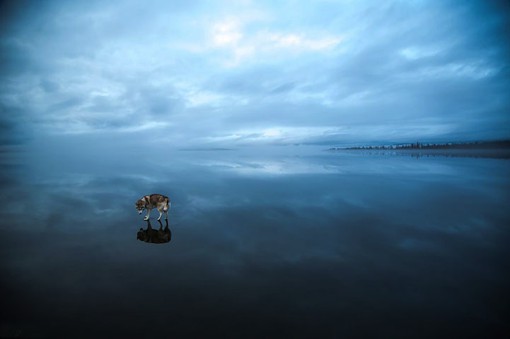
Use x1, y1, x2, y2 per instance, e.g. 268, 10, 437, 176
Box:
1, 147, 509, 338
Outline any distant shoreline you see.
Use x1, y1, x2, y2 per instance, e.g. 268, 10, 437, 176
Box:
327, 140, 510, 159
329, 140, 510, 151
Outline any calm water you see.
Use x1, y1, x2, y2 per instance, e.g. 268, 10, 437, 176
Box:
1, 145, 509, 338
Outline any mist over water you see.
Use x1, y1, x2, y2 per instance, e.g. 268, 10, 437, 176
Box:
1, 146, 509, 338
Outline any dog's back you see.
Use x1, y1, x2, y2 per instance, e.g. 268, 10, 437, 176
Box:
148, 194, 170, 208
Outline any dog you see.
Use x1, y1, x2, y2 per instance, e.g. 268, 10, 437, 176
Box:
135, 193, 170, 221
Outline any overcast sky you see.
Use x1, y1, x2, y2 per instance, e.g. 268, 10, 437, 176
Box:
1, 0, 509, 147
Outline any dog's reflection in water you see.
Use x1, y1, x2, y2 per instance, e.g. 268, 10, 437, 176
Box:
137, 219, 171, 244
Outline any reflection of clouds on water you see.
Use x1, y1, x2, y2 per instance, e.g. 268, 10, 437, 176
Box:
186, 195, 228, 211
6, 148, 507, 236
200, 159, 337, 175
193, 153, 459, 177
1, 148, 509, 338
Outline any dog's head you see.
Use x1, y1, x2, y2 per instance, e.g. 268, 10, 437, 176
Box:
135, 197, 147, 214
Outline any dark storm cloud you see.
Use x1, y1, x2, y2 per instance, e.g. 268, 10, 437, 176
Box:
0, 0, 509, 146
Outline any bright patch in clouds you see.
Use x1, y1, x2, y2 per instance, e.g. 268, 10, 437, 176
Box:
212, 20, 243, 46
268, 33, 343, 50
207, 16, 343, 66
399, 46, 439, 60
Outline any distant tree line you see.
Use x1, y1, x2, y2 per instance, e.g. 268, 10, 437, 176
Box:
332, 140, 510, 151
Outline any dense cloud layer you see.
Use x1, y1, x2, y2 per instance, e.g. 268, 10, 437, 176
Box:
1, 0, 509, 147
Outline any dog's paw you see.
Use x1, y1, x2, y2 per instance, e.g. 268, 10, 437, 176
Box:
143, 216, 149, 221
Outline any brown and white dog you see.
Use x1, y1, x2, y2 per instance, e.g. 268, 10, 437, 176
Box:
135, 194, 171, 221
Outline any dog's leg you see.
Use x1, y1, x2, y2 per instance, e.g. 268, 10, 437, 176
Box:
157, 209, 163, 221
144, 208, 151, 221
164, 202, 170, 220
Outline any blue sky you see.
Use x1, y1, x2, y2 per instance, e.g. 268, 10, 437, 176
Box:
1, 0, 509, 147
